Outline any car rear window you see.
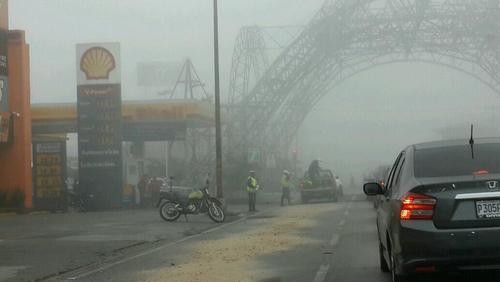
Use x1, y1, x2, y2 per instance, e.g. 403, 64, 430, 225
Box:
320, 170, 332, 178
414, 143, 500, 177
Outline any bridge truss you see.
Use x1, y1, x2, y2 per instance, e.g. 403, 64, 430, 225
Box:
230, 0, 500, 160
225, 25, 303, 159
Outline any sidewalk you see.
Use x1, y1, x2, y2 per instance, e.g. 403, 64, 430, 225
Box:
0, 203, 272, 282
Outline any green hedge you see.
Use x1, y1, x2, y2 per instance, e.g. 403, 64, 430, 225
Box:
0, 189, 25, 208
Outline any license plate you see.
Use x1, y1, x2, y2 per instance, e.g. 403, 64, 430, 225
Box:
476, 200, 500, 219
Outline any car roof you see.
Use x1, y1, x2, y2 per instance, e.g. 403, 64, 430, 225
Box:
413, 137, 500, 150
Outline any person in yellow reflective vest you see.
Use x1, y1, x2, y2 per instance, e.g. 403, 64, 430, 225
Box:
281, 170, 291, 206
246, 170, 259, 212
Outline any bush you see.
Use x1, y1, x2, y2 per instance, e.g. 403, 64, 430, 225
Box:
0, 191, 6, 207
11, 190, 25, 208
0, 189, 25, 209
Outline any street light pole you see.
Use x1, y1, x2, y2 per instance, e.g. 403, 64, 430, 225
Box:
213, 0, 223, 200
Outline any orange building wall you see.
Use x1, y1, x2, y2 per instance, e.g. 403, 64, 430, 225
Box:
0, 30, 32, 209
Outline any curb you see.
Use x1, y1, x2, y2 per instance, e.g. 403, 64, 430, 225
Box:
27, 211, 51, 216
0, 210, 51, 218
0, 212, 17, 218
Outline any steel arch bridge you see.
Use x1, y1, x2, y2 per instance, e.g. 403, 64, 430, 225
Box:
226, 25, 303, 156
229, 0, 500, 159
228, 26, 269, 106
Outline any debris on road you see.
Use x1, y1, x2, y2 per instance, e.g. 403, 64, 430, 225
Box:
140, 205, 339, 282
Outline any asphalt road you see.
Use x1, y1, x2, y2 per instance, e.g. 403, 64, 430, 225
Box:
6, 195, 500, 282
0, 204, 255, 282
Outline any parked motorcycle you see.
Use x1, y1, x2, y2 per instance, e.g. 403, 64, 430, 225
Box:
66, 189, 92, 212
158, 179, 225, 223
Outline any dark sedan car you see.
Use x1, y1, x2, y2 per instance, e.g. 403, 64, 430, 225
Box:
364, 138, 500, 281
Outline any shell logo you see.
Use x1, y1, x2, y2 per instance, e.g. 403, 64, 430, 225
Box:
80, 47, 116, 80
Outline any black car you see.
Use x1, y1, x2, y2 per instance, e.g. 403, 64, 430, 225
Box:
364, 138, 500, 281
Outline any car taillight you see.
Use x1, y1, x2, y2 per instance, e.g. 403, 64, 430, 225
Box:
473, 169, 489, 176
400, 193, 436, 220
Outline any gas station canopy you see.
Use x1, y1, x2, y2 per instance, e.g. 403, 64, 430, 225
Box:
31, 99, 214, 141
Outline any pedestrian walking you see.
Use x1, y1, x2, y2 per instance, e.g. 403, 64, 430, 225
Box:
137, 174, 149, 206
246, 171, 260, 212
281, 170, 291, 206
335, 176, 343, 191
335, 175, 344, 197
147, 177, 161, 207
204, 172, 211, 189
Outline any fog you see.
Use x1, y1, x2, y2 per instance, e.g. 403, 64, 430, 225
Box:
10, 0, 500, 182
300, 62, 500, 181
6, 2, 500, 280
9, 0, 323, 102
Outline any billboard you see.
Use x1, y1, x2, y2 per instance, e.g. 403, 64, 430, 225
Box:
137, 61, 181, 87
76, 43, 123, 209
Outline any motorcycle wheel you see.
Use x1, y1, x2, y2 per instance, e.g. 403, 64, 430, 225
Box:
207, 201, 225, 223
159, 201, 181, 222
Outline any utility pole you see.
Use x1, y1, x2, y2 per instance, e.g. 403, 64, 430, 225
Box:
213, 0, 223, 200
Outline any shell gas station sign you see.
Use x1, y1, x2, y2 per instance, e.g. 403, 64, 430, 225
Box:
76, 43, 123, 209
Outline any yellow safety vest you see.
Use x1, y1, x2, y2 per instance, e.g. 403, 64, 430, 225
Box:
281, 176, 290, 188
246, 176, 258, 192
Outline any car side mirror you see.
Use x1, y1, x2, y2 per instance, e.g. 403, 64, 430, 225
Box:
363, 182, 384, 196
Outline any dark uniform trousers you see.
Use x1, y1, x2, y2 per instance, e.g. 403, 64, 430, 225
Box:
248, 192, 257, 211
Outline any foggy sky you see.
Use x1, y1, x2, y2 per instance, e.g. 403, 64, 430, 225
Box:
10, 0, 500, 182
9, 0, 323, 102
300, 62, 500, 180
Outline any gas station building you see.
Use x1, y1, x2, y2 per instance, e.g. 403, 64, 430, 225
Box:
0, 16, 33, 208
0, 1, 214, 210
